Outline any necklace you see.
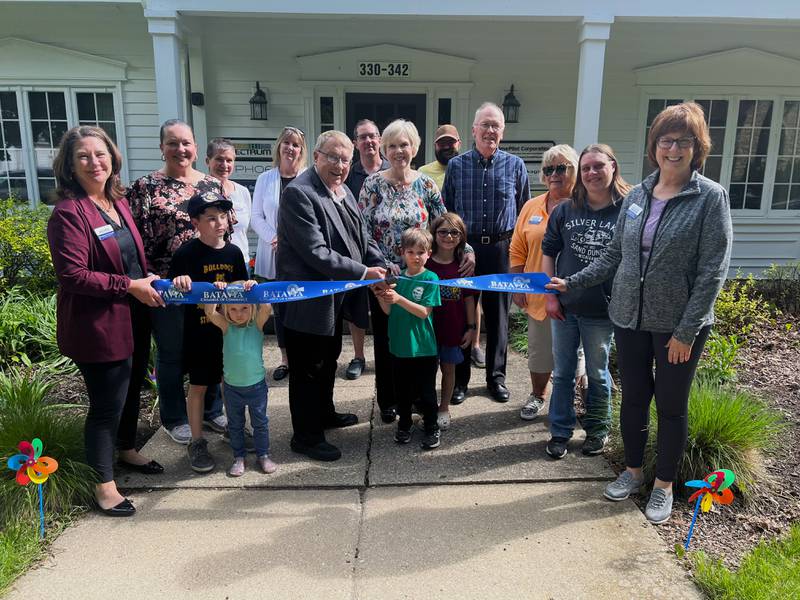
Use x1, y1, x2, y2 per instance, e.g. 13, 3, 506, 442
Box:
92, 198, 114, 213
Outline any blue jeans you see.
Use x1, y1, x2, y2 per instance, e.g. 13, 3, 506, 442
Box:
224, 379, 269, 458
150, 305, 223, 428
549, 313, 613, 440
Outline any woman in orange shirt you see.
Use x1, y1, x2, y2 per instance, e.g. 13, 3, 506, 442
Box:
509, 145, 579, 421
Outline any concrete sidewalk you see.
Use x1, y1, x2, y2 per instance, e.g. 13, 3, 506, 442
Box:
8, 337, 700, 600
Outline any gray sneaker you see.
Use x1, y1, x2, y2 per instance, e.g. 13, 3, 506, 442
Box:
188, 438, 215, 473
520, 395, 544, 421
603, 470, 644, 501
203, 414, 228, 433
645, 488, 674, 524
163, 424, 191, 445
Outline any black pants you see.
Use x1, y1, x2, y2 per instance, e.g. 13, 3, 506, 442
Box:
615, 325, 711, 482
392, 355, 439, 434
123, 298, 151, 450
369, 291, 397, 411
456, 238, 511, 388
284, 318, 343, 445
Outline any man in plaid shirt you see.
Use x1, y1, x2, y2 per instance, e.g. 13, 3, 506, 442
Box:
442, 102, 530, 404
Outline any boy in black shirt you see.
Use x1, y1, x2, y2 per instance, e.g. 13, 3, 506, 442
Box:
169, 191, 248, 473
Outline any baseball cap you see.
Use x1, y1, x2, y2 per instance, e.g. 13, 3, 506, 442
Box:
187, 190, 233, 218
434, 124, 460, 143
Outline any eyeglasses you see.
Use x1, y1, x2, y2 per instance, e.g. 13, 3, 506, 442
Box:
542, 164, 571, 177
282, 126, 305, 138
436, 229, 461, 238
657, 136, 695, 149
477, 122, 503, 132
356, 133, 380, 142
317, 150, 351, 166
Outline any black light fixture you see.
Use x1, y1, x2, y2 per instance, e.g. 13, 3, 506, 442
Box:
502, 84, 520, 124
249, 81, 268, 121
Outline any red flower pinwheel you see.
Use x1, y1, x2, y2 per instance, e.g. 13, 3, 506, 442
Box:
683, 469, 736, 549
6, 438, 59, 486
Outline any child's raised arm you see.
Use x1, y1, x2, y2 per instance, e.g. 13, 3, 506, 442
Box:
382, 287, 431, 319
202, 302, 228, 333
256, 303, 272, 330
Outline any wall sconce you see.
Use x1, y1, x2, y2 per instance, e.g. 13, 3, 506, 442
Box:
249, 81, 268, 121
502, 85, 520, 124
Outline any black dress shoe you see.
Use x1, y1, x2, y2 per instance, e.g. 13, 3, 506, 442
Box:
96, 498, 136, 517
450, 386, 466, 405
380, 407, 397, 424
323, 412, 358, 429
118, 459, 164, 475
273, 364, 289, 381
488, 382, 510, 402
290, 437, 342, 461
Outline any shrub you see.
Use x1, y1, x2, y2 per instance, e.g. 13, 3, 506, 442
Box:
713, 275, 774, 338
697, 331, 742, 385
0, 198, 55, 294
509, 311, 528, 355
608, 381, 783, 500
692, 523, 800, 599
758, 262, 800, 316
0, 368, 95, 527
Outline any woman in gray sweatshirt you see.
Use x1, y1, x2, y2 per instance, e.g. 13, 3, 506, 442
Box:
547, 103, 733, 525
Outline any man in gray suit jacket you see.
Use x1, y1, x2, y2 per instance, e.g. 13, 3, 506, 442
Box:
277, 130, 387, 461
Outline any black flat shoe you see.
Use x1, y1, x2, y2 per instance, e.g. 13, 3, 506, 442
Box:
119, 459, 164, 475
488, 382, 510, 402
451, 386, 467, 405
273, 364, 289, 380
323, 412, 358, 429
96, 498, 136, 517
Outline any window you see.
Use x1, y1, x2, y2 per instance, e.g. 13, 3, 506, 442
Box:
641, 95, 800, 213
0, 88, 121, 205
319, 96, 334, 133
0, 92, 26, 200
437, 98, 452, 126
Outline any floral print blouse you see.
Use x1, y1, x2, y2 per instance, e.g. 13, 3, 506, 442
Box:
358, 172, 446, 266
127, 172, 227, 276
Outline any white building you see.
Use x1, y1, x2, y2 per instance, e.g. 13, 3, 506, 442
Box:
2, 0, 799, 271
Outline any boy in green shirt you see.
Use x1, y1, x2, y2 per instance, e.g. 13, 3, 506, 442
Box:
377, 228, 442, 449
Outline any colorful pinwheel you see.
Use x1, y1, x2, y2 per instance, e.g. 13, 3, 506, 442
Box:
6, 438, 59, 538
683, 469, 736, 550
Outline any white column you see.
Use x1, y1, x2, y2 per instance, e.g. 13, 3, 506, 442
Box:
146, 11, 186, 124
573, 17, 613, 151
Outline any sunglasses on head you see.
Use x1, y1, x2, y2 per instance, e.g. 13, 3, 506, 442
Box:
542, 164, 570, 177
282, 126, 305, 138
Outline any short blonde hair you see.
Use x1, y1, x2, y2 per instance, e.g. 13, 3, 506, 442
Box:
646, 102, 711, 172
400, 227, 432, 252
539, 144, 579, 186
380, 119, 420, 158
314, 130, 353, 153
221, 281, 257, 326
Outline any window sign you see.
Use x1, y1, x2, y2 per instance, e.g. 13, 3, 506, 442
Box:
500, 140, 555, 186
228, 137, 276, 193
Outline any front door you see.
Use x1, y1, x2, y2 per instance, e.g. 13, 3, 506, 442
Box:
345, 93, 426, 167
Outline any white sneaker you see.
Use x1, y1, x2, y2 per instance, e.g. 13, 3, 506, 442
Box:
437, 411, 451, 431
203, 414, 228, 433
520, 395, 544, 421
163, 424, 191, 445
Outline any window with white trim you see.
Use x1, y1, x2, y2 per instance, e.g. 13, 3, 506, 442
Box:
0, 87, 121, 205
640, 95, 800, 214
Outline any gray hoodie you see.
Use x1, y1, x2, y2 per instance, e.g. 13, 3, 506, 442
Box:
565, 170, 732, 345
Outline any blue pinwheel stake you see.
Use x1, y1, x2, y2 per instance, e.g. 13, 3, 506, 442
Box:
683, 469, 736, 550
6, 438, 59, 539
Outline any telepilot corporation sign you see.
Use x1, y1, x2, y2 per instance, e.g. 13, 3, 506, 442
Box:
228, 138, 276, 192
499, 140, 555, 186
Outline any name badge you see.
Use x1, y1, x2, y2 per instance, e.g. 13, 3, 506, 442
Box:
626, 203, 643, 220
528, 215, 543, 225
94, 224, 115, 241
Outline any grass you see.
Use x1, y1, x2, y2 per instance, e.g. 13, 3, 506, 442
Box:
509, 311, 528, 354
692, 523, 800, 599
608, 381, 784, 500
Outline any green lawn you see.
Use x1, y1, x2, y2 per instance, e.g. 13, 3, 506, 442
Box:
693, 523, 800, 600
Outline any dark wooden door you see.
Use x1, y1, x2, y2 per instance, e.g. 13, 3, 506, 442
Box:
345, 93, 427, 167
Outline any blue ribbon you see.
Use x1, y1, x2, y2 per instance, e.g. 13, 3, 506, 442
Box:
152, 273, 555, 304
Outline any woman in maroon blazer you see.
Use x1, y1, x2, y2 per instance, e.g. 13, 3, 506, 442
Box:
48, 126, 165, 517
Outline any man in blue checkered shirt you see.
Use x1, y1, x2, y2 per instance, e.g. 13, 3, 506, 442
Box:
442, 102, 530, 404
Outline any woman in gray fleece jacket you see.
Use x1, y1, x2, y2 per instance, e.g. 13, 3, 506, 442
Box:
548, 102, 732, 525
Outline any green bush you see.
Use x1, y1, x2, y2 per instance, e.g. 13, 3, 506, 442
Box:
713, 275, 774, 338
758, 262, 800, 316
608, 381, 783, 500
0, 198, 55, 294
697, 331, 742, 385
0, 368, 95, 527
692, 522, 800, 599
509, 311, 528, 355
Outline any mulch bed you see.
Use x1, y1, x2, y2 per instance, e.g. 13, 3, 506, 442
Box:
628, 314, 800, 568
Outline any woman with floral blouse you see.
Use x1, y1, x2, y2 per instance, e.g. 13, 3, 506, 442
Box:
127, 119, 231, 446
